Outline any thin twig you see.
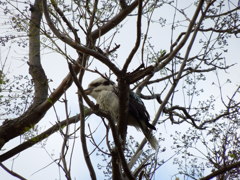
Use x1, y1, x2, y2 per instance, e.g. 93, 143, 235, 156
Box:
122, 0, 143, 72
0, 162, 27, 180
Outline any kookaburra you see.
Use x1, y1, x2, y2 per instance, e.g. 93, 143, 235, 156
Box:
84, 77, 158, 150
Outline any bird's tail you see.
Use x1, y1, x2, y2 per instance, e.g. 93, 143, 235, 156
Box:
140, 123, 158, 150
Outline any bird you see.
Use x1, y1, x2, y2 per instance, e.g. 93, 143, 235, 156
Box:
84, 77, 158, 150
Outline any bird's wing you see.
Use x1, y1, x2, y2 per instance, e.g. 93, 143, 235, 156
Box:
112, 87, 156, 130
128, 92, 156, 130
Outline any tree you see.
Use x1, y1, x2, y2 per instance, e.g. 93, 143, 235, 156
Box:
0, 0, 240, 179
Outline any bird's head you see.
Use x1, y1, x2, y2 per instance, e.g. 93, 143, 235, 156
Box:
84, 77, 115, 99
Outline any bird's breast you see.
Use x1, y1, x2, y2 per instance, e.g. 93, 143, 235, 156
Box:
97, 91, 119, 122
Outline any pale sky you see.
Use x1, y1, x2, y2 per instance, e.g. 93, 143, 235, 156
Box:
1, 1, 240, 180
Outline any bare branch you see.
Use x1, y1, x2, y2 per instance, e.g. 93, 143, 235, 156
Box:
119, 0, 128, 9
87, 0, 99, 37
43, 0, 121, 76
0, 114, 90, 162
122, 0, 143, 72
152, 0, 206, 126
68, 63, 97, 179
50, 0, 80, 43
205, 7, 240, 18
0, 0, 47, 149
0, 162, 27, 180
156, 0, 205, 72
91, 0, 139, 40
133, 0, 206, 153
200, 161, 240, 180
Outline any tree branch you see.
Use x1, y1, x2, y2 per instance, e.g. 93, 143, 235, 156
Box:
200, 161, 240, 180
155, 0, 204, 72
0, 162, 27, 180
50, 0, 80, 43
119, 0, 128, 9
122, 0, 143, 72
28, 0, 48, 105
133, 0, 205, 154
0, 0, 47, 149
43, 0, 121, 76
91, 0, 139, 40
0, 112, 91, 162
68, 63, 97, 180
0, 59, 81, 149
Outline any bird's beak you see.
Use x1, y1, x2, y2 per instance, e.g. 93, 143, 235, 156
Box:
84, 87, 93, 95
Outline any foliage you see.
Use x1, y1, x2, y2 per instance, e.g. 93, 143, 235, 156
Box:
0, 74, 33, 119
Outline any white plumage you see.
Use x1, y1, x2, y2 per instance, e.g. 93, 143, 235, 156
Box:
84, 77, 158, 149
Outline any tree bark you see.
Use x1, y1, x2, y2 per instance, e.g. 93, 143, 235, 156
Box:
0, 0, 47, 149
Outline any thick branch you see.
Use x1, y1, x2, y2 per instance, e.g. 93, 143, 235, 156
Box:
28, 0, 48, 105
0, 0, 47, 149
111, 148, 123, 180
119, 0, 128, 9
117, 77, 130, 144
0, 61, 81, 149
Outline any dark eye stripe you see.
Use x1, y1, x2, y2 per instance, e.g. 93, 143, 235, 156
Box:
103, 81, 110, 86
104, 80, 115, 86
91, 82, 101, 87
90, 79, 114, 88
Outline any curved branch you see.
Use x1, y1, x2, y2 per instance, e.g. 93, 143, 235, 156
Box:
43, 0, 121, 76
199, 27, 240, 34
80, 99, 97, 180
0, 61, 81, 149
205, 7, 240, 18
0, 0, 47, 149
29, 0, 48, 105
156, 0, 204, 72
90, 0, 139, 40
133, 0, 205, 154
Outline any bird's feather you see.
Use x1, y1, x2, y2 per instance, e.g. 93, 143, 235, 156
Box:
85, 77, 158, 149
128, 92, 156, 130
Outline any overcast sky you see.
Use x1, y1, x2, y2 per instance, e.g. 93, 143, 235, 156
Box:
1, 1, 240, 180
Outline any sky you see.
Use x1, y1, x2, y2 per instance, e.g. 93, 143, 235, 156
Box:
1, 0, 240, 180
